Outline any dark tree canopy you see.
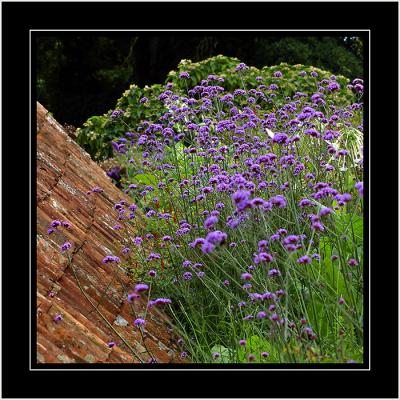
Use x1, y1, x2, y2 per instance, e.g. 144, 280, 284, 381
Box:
36, 35, 363, 126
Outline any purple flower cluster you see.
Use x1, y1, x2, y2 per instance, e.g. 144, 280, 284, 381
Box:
100, 62, 364, 364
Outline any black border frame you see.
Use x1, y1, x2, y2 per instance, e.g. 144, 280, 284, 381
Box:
2, 1, 398, 398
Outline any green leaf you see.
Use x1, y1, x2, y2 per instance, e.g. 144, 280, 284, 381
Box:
133, 173, 158, 186
211, 345, 231, 363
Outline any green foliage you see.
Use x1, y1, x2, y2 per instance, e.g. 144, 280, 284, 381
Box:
254, 37, 363, 80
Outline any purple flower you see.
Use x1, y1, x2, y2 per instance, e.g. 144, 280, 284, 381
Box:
134, 318, 146, 327
212, 352, 221, 359
47, 228, 55, 235
273, 71, 283, 77
270, 313, 279, 321
128, 292, 140, 302
180, 351, 188, 359
153, 298, 172, 306
270, 195, 287, 208
355, 182, 363, 197
204, 215, 218, 229
206, 230, 227, 245
53, 313, 62, 322
270, 234, 280, 241
272, 132, 288, 144
102, 255, 121, 264
242, 283, 252, 290
256, 311, 267, 319
110, 109, 124, 119
201, 241, 215, 254
328, 82, 340, 91
179, 71, 190, 79
254, 252, 273, 264
148, 270, 157, 277
223, 279, 230, 286
121, 247, 130, 254
231, 190, 251, 211
319, 207, 333, 217
183, 272, 193, 280
62, 221, 71, 228
268, 268, 281, 277
107, 341, 115, 348
348, 258, 359, 267
247, 354, 256, 362
241, 273, 253, 281
133, 237, 143, 246
311, 221, 325, 232
60, 242, 72, 252
258, 240, 268, 250
239, 339, 247, 346
135, 283, 149, 292
297, 255, 312, 264
261, 351, 270, 358
235, 63, 248, 72
338, 297, 345, 305
51, 220, 61, 228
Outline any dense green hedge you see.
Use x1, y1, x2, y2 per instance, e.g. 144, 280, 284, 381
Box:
76, 55, 357, 161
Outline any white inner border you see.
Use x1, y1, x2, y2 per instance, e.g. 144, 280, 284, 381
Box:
30, 29, 370, 371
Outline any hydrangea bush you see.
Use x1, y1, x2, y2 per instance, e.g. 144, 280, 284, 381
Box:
90, 61, 364, 364
76, 55, 358, 161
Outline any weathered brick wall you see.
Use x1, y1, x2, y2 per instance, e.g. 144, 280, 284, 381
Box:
36, 102, 180, 363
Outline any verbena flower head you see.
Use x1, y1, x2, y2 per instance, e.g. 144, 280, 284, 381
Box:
153, 298, 172, 306
254, 252, 273, 264
179, 71, 190, 79
134, 318, 146, 327
127, 292, 140, 302
53, 313, 62, 322
297, 255, 312, 264
235, 62, 248, 72
206, 230, 227, 245
102, 255, 120, 264
135, 283, 149, 292
183, 272, 193, 280
60, 242, 72, 252
256, 311, 267, 319
348, 258, 359, 267
241, 272, 253, 281
204, 215, 218, 229
355, 181, 364, 197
